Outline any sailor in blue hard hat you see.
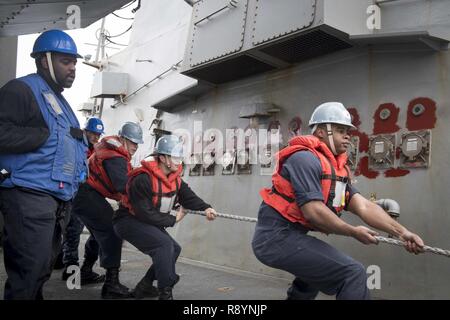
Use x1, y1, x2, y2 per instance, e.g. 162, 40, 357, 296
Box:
84, 117, 105, 155
31, 29, 82, 88
0, 29, 87, 299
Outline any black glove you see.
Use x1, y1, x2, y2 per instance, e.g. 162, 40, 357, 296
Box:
70, 127, 84, 141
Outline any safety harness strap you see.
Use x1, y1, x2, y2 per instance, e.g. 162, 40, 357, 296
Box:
321, 157, 337, 214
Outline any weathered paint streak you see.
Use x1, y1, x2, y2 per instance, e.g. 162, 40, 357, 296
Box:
406, 97, 437, 131
348, 107, 361, 128
288, 116, 302, 137
373, 103, 400, 134
395, 146, 401, 159
384, 168, 410, 178
352, 131, 369, 153
348, 108, 369, 152
355, 156, 379, 179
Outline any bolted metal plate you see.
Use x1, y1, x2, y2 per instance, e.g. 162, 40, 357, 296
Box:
252, 0, 316, 46
368, 134, 396, 170
401, 134, 423, 159
190, 0, 249, 67
399, 130, 431, 168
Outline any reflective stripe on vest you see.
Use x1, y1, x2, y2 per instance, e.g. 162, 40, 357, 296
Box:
122, 160, 182, 215
153, 177, 180, 213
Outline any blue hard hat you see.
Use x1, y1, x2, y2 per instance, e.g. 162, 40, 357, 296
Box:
84, 117, 105, 134
31, 29, 82, 58
153, 135, 184, 158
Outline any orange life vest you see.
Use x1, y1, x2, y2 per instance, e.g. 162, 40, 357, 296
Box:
86, 135, 132, 201
121, 160, 182, 215
260, 135, 351, 229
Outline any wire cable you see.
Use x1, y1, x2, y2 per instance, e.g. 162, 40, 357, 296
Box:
112, 12, 134, 20
107, 25, 132, 38
105, 38, 128, 47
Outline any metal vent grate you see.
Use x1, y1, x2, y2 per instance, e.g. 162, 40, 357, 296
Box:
184, 55, 275, 84
260, 29, 352, 63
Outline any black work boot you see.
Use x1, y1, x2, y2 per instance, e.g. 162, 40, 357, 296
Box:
158, 274, 179, 300
132, 276, 159, 299
80, 259, 105, 285
158, 287, 173, 300
101, 268, 132, 299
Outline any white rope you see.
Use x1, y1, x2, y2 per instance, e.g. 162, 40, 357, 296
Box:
182, 209, 450, 258
374, 236, 450, 258
180, 209, 258, 223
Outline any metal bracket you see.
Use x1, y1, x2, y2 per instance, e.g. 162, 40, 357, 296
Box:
236, 149, 251, 175
194, 0, 238, 26
222, 150, 236, 175
347, 136, 360, 172
202, 151, 216, 176
260, 145, 275, 176
189, 153, 202, 176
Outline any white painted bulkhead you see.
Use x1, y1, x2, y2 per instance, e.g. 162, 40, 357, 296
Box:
98, 0, 450, 299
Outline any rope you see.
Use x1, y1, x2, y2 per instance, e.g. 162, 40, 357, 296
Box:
181, 209, 450, 258
182, 209, 258, 223
374, 236, 450, 258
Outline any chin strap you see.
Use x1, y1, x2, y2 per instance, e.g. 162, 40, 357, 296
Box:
46, 52, 58, 85
164, 155, 173, 170
326, 123, 338, 155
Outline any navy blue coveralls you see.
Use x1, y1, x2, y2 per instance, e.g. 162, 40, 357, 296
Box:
72, 157, 129, 270
62, 145, 100, 267
113, 172, 211, 290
